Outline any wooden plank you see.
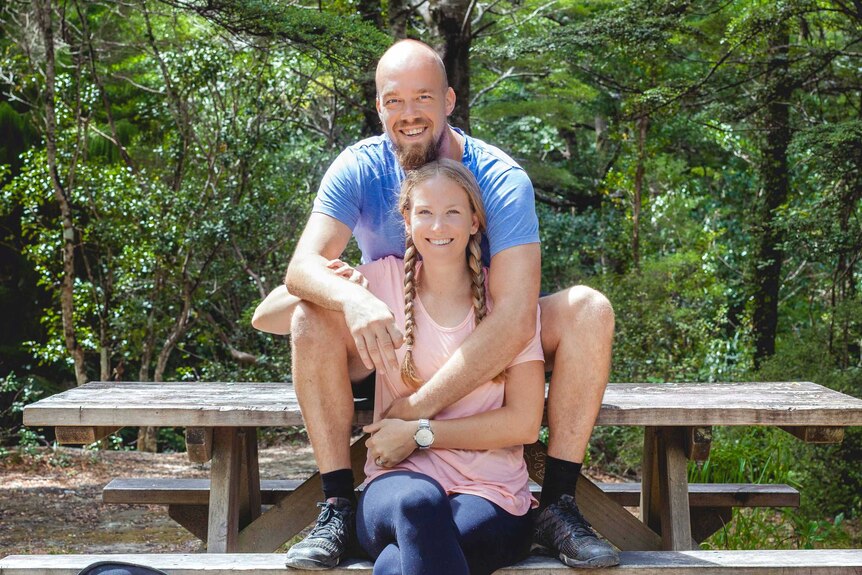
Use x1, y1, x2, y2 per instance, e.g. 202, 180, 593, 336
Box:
5, 551, 862, 575
168, 504, 208, 541
54, 426, 120, 445
656, 427, 695, 550
781, 426, 845, 444
23, 381, 862, 428
523, 441, 663, 552
104, 477, 799, 510
236, 434, 369, 552
238, 428, 261, 529
640, 427, 662, 534
207, 427, 242, 553
690, 507, 732, 543
185, 427, 213, 463
685, 426, 712, 461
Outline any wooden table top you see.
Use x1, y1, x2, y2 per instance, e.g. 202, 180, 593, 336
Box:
22, 380, 862, 428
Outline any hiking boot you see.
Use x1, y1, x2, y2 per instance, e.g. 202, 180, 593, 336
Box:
534, 494, 620, 568
285, 497, 355, 570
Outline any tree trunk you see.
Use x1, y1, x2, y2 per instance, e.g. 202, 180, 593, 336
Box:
35, 0, 87, 385
752, 25, 792, 367
429, 0, 472, 133
632, 115, 649, 273
357, 0, 384, 137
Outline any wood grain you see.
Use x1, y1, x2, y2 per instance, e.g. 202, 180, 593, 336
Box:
4, 551, 862, 574
103, 478, 799, 509
23, 381, 862, 428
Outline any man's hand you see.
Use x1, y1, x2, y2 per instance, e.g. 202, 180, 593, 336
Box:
343, 294, 404, 373
363, 418, 417, 468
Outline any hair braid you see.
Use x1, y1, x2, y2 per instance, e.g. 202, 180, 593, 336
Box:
468, 232, 505, 384
401, 235, 424, 389
468, 233, 487, 324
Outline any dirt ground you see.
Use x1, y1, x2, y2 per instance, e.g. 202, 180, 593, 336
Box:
1, 440, 622, 557
0, 440, 318, 556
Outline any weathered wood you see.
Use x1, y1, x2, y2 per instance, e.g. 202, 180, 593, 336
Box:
185, 427, 213, 463
640, 427, 662, 534
167, 504, 208, 541
239, 428, 261, 529
104, 478, 799, 509
685, 426, 712, 461
656, 427, 695, 550
524, 441, 663, 552
781, 426, 845, 444
207, 427, 242, 552
23, 381, 862, 428
690, 507, 733, 543
236, 434, 369, 552
4, 551, 862, 575
54, 426, 119, 445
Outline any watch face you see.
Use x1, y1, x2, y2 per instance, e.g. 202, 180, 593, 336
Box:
415, 428, 434, 448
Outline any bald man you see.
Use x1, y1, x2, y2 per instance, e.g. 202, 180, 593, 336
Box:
256, 39, 618, 570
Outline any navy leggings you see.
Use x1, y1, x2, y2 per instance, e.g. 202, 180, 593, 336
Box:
357, 471, 534, 575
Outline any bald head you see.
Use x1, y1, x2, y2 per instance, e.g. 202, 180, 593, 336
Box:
376, 40, 449, 95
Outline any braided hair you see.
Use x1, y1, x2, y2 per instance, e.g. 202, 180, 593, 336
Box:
397, 159, 501, 389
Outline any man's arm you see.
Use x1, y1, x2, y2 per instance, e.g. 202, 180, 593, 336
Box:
387, 243, 541, 419
286, 212, 403, 372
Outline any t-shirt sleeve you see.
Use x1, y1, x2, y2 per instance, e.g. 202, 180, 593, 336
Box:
484, 168, 540, 258
507, 304, 544, 368
312, 148, 362, 230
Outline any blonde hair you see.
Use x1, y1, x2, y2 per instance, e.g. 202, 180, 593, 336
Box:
397, 159, 501, 389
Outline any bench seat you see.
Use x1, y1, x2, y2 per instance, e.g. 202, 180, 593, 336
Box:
3, 551, 862, 574
103, 477, 800, 509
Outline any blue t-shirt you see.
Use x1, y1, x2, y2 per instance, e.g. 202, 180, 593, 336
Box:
312, 128, 539, 265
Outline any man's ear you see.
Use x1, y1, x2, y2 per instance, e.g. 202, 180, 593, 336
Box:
375, 95, 382, 115
445, 87, 456, 116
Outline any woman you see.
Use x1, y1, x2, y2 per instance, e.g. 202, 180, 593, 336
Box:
255, 159, 544, 574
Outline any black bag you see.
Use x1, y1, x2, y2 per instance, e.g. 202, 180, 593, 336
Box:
77, 561, 170, 575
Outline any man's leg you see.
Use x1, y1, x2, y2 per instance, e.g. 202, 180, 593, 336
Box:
286, 301, 372, 570
534, 285, 619, 568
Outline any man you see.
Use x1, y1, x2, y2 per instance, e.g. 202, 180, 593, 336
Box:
254, 39, 617, 570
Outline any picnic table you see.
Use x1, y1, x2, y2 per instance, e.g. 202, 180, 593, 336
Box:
20, 380, 862, 555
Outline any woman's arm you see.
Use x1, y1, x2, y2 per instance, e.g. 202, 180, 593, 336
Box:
364, 360, 545, 465
251, 285, 301, 335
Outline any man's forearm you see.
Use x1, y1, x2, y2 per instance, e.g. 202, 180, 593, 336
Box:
410, 301, 536, 416
285, 254, 368, 312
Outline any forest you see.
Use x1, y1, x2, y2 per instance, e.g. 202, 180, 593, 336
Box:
1, 0, 860, 549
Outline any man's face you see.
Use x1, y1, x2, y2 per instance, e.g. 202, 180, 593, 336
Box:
376, 59, 455, 170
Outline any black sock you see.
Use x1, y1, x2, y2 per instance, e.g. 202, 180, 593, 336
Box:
321, 469, 355, 504
540, 456, 582, 510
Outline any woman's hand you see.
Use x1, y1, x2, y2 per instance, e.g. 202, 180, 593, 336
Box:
363, 418, 418, 468
327, 259, 368, 288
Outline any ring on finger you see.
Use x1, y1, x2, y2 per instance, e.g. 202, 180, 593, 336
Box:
375, 457, 384, 467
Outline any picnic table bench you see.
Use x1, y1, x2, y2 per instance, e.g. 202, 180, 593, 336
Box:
15, 379, 862, 561
3, 550, 862, 574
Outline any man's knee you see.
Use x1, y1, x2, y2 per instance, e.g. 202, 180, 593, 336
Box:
291, 301, 343, 348
568, 285, 615, 337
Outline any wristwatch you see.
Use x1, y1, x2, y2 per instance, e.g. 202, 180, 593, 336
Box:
414, 419, 434, 449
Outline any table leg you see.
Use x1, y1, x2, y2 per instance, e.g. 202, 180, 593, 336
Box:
208, 427, 242, 552
238, 428, 261, 529
642, 426, 696, 550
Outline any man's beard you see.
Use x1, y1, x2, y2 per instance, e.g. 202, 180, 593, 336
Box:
394, 129, 445, 171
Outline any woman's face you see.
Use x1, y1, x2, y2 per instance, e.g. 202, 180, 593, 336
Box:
406, 174, 479, 264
